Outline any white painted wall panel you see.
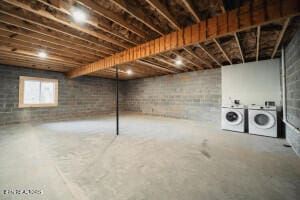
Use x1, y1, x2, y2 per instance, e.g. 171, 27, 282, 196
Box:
222, 59, 281, 107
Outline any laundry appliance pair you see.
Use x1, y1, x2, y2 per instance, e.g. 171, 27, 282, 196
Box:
221, 104, 277, 137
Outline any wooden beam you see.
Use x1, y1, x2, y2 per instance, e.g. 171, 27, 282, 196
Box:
0, 37, 87, 64
141, 58, 180, 73
219, 0, 226, 13
67, 0, 300, 78
0, 59, 72, 72
136, 60, 176, 73
0, 41, 82, 65
171, 51, 202, 70
0, 29, 99, 61
125, 63, 162, 76
111, 0, 165, 36
76, 0, 148, 39
213, 38, 232, 65
234, 33, 245, 63
197, 44, 222, 66
271, 18, 290, 58
36, 0, 139, 45
183, 47, 213, 68
0, 51, 80, 68
145, 0, 181, 30
181, 0, 200, 22
256, 26, 261, 61
158, 54, 192, 71
0, 10, 116, 55
3, 0, 131, 49
151, 55, 187, 71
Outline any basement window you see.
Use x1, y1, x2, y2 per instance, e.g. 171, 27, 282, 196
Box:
19, 76, 58, 108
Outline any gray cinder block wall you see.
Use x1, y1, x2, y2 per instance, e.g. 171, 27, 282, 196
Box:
121, 68, 221, 124
285, 29, 300, 156
0, 65, 116, 125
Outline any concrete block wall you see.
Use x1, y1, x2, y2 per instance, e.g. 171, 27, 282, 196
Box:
0, 65, 116, 125
121, 68, 221, 124
285, 29, 300, 156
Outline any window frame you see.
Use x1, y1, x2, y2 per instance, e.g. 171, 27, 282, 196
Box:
19, 76, 58, 108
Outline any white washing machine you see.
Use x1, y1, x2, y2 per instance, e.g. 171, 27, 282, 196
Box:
221, 105, 246, 132
248, 105, 277, 137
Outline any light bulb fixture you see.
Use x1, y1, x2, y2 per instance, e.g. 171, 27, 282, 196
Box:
126, 69, 133, 75
38, 51, 47, 58
71, 8, 87, 23
175, 59, 183, 66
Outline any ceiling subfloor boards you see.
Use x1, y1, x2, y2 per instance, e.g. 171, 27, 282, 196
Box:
0, 0, 299, 80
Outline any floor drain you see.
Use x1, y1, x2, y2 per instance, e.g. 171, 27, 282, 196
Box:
283, 144, 292, 148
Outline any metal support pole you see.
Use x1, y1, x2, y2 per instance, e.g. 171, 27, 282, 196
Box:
116, 65, 119, 136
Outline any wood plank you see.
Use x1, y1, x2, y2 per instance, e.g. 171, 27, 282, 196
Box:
181, 0, 200, 22
76, 0, 148, 39
37, 0, 142, 43
183, 47, 213, 68
150, 56, 186, 71
158, 54, 192, 71
271, 18, 290, 58
213, 38, 232, 64
136, 60, 176, 73
143, 58, 181, 72
0, 10, 116, 55
0, 29, 99, 62
67, 0, 300, 78
145, 0, 181, 30
197, 44, 222, 66
0, 37, 87, 64
3, 0, 131, 49
171, 51, 202, 70
256, 26, 261, 61
234, 33, 245, 63
111, 0, 165, 35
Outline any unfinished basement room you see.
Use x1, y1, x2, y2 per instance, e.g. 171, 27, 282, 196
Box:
0, 0, 300, 199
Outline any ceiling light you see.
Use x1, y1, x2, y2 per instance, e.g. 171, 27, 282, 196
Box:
175, 60, 183, 65
71, 8, 87, 23
126, 69, 133, 75
38, 51, 47, 58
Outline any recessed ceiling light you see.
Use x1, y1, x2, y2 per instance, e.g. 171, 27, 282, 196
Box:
175, 60, 183, 65
38, 51, 47, 58
126, 69, 133, 75
71, 8, 87, 23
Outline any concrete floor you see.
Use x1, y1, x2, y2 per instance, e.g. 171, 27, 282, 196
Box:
0, 113, 299, 200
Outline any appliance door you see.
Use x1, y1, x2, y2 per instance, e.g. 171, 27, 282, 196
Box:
252, 111, 275, 129
225, 110, 243, 125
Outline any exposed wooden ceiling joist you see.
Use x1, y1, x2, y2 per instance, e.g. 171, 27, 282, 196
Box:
36, 0, 141, 45
197, 44, 222, 66
219, 0, 226, 13
271, 18, 291, 58
3, 0, 131, 49
169, 51, 199, 70
256, 26, 261, 61
183, 47, 213, 68
136, 60, 176, 73
234, 33, 245, 63
213, 38, 232, 64
0, 51, 78, 67
67, 0, 300, 78
0, 10, 117, 55
0, 41, 82, 66
0, 27, 101, 61
111, 0, 165, 36
0, 33, 95, 64
76, 0, 148, 39
152, 55, 188, 71
144, 0, 181, 30
181, 0, 200, 23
